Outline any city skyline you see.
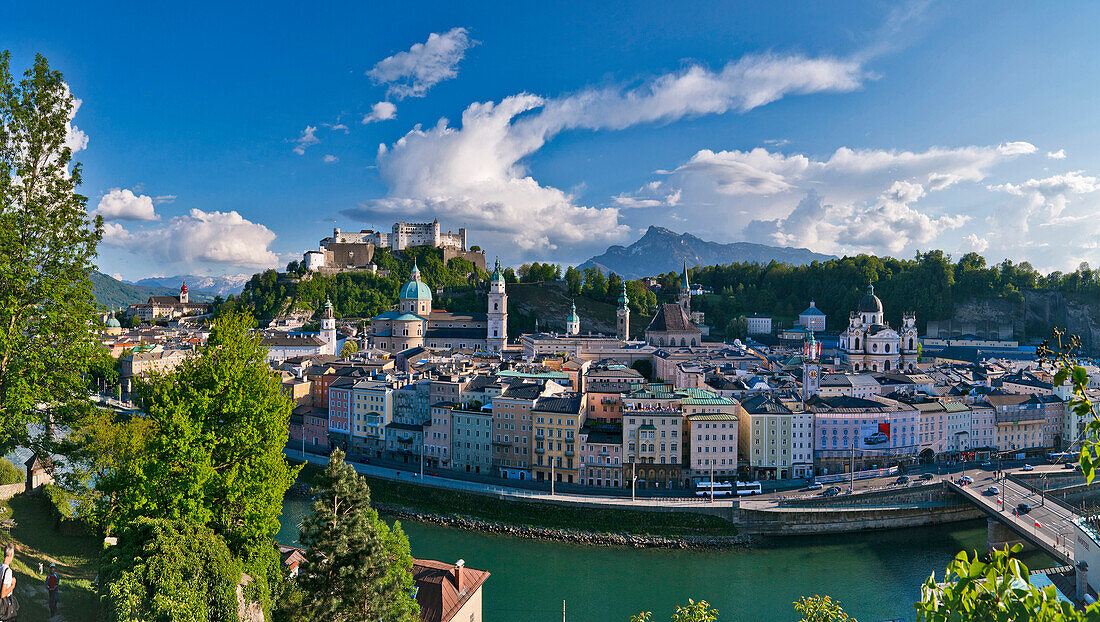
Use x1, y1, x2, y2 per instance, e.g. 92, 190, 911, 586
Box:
7, 1, 1100, 278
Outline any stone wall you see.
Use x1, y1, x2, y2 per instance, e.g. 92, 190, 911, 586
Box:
443, 249, 486, 271
0, 484, 22, 501
734, 504, 983, 536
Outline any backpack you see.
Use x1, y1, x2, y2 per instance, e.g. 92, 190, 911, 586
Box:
0, 566, 19, 620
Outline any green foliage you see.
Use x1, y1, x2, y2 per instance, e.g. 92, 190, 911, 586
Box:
99, 518, 242, 622
1040, 331, 1100, 484
916, 545, 1093, 620
631, 359, 654, 381
40, 483, 74, 523
794, 595, 856, 622
296, 450, 419, 622
0, 458, 22, 485
340, 340, 360, 357
724, 315, 748, 340
632, 599, 719, 622
0, 51, 103, 454
94, 312, 300, 556
517, 262, 562, 282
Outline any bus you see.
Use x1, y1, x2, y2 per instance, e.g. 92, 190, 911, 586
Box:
1048, 452, 1073, 463
735, 481, 763, 496
694, 481, 734, 497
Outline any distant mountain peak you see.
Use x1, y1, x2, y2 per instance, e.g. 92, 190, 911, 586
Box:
577, 227, 834, 278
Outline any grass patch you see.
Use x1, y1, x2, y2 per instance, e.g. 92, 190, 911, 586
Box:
293, 462, 737, 538
0, 494, 101, 622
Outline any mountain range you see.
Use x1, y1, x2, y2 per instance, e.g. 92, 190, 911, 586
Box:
128, 274, 250, 297
577, 226, 836, 278
90, 272, 218, 310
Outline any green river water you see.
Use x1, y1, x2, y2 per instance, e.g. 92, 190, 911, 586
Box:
277, 496, 1054, 622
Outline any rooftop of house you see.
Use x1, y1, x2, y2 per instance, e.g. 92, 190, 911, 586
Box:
412, 559, 490, 622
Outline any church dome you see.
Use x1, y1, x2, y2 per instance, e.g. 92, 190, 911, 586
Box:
105, 317, 121, 328
567, 301, 580, 323
857, 284, 883, 313
399, 280, 433, 301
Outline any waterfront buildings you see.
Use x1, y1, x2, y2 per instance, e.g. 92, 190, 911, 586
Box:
579, 426, 622, 487
532, 393, 586, 483
686, 413, 740, 481
738, 393, 814, 480
808, 394, 920, 474
491, 382, 542, 480
451, 405, 493, 474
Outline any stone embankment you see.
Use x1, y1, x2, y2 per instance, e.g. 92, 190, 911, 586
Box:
377, 505, 752, 550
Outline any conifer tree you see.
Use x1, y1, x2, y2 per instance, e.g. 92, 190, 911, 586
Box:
298, 450, 419, 622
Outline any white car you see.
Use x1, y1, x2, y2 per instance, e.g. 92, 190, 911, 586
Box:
864, 431, 889, 445
1021, 464, 1034, 471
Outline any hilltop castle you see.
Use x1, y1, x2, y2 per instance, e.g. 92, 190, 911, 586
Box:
303, 221, 485, 274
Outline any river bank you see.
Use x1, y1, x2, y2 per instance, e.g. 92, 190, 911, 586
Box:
290, 462, 742, 540
374, 504, 752, 549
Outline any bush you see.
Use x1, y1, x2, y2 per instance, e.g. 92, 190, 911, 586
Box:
99, 518, 242, 622
40, 483, 73, 523
0, 459, 23, 485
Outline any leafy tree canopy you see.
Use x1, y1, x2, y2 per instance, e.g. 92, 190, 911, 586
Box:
0, 51, 102, 454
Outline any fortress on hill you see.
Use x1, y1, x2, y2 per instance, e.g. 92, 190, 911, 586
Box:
303, 221, 485, 274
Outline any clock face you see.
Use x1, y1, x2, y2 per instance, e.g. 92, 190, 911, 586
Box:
809, 370, 818, 379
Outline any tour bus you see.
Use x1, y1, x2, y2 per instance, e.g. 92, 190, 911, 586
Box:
1048, 451, 1073, 463
694, 481, 734, 497
735, 481, 763, 496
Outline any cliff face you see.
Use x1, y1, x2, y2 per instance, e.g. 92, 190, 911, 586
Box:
935, 291, 1100, 353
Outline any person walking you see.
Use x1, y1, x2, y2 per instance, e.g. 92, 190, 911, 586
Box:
45, 564, 59, 617
0, 543, 19, 622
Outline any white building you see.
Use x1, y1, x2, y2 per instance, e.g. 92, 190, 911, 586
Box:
799, 301, 826, 332
747, 315, 772, 335
838, 284, 919, 373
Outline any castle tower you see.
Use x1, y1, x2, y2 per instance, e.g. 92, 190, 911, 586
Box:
179, 281, 188, 304
321, 297, 337, 355
616, 282, 630, 341
487, 259, 508, 352
678, 261, 691, 315
566, 301, 580, 335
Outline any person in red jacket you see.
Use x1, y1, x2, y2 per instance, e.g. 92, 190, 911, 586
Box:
45, 564, 58, 617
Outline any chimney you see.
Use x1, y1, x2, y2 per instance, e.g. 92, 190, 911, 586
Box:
454, 559, 465, 592
1078, 560, 1089, 603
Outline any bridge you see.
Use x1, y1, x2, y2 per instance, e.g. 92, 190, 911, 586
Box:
947, 472, 1078, 565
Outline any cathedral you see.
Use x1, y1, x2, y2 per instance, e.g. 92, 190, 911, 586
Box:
368, 260, 508, 353
838, 284, 919, 372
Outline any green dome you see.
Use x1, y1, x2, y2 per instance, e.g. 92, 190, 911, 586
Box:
400, 280, 433, 301
567, 301, 579, 323
491, 258, 505, 283
106, 317, 121, 328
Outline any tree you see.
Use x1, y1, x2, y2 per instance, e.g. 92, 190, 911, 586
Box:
631, 359, 654, 381
99, 517, 242, 622
102, 311, 299, 557
632, 599, 719, 621
340, 340, 360, 358
916, 546, 1089, 620
0, 458, 22, 485
725, 316, 748, 341
0, 51, 102, 454
794, 595, 856, 622
297, 450, 419, 622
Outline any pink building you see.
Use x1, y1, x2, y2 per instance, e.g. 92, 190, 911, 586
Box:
327, 376, 354, 448
426, 403, 453, 469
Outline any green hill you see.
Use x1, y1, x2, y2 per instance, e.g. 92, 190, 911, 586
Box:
90, 271, 217, 310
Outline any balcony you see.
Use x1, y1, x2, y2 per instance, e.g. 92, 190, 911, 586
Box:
535, 433, 545, 440
534, 447, 544, 454
565, 450, 575, 457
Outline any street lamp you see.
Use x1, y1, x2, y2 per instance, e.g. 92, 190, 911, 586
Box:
631, 460, 637, 502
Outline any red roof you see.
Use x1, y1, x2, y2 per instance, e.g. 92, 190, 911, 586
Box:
412, 559, 489, 622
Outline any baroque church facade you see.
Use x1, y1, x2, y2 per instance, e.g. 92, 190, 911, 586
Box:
369, 260, 508, 353
839, 284, 919, 372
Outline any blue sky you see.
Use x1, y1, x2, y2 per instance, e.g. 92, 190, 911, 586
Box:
7, 1, 1100, 278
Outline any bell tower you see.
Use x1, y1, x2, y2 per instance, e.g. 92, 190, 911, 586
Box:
179, 281, 189, 304
678, 261, 691, 315
616, 282, 630, 341
487, 259, 508, 352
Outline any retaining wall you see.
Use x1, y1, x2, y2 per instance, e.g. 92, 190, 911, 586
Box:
0, 484, 22, 500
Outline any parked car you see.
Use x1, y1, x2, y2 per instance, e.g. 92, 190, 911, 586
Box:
822, 488, 841, 497
1020, 464, 1034, 471
980, 461, 992, 467
983, 486, 1000, 496
959, 476, 974, 484
807, 482, 824, 491
895, 476, 910, 485
920, 473, 935, 481
1017, 502, 1032, 514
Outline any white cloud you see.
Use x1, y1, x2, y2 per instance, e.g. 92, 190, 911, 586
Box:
347, 53, 868, 254
62, 84, 88, 155
362, 101, 397, 124
323, 122, 349, 134
988, 171, 1100, 219
962, 234, 989, 252
615, 140, 1034, 256
323, 154, 338, 163
1048, 149, 1067, 160
91, 188, 160, 221
102, 209, 279, 268
293, 125, 320, 155
367, 27, 476, 99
